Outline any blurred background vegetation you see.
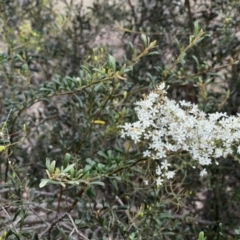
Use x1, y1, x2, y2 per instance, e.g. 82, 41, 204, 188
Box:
0, 0, 240, 239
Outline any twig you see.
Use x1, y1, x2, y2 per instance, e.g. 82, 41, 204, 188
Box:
40, 188, 85, 239
40, 213, 67, 239
66, 213, 90, 240
115, 195, 138, 230
1, 206, 17, 232
115, 25, 164, 36
173, 213, 218, 225
57, 185, 63, 213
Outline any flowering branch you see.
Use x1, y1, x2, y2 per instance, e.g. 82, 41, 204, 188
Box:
120, 83, 240, 185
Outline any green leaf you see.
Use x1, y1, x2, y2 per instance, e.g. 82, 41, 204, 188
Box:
22, 63, 29, 72
141, 34, 148, 48
118, 205, 129, 210
70, 167, 75, 178
108, 55, 116, 72
147, 51, 159, 56
106, 164, 117, 172
194, 37, 205, 45
97, 151, 108, 159
52, 75, 61, 84
39, 87, 51, 92
39, 179, 62, 188
113, 146, 125, 154
192, 55, 200, 68
86, 158, 95, 166
81, 65, 91, 73
128, 42, 135, 53
32, 233, 39, 240
75, 219, 81, 224
0, 145, 6, 152
62, 163, 75, 173
15, 54, 24, 61
194, 21, 199, 37
76, 169, 83, 178
45, 158, 51, 169
198, 231, 205, 240
119, 63, 126, 75
108, 176, 121, 181
207, 72, 224, 79
5, 229, 21, 240
83, 165, 91, 172
12, 208, 21, 222
92, 68, 107, 76
175, 38, 181, 49
179, 52, 186, 66
19, 209, 28, 229
97, 163, 105, 171
67, 180, 80, 185
63, 153, 71, 168
234, 229, 240, 235
90, 181, 105, 186
39, 179, 50, 188
49, 160, 56, 173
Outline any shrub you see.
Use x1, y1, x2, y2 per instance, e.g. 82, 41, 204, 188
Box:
0, 0, 240, 239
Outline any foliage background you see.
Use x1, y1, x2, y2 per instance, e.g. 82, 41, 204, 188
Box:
0, 0, 240, 239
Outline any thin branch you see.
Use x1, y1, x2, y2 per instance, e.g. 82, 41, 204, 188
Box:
115, 25, 164, 36
173, 213, 218, 225
57, 186, 63, 213
66, 212, 90, 240
1, 206, 17, 232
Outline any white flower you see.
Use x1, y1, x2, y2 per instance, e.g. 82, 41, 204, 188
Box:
165, 171, 175, 179
237, 146, 240, 154
143, 150, 151, 157
156, 176, 164, 186
179, 100, 193, 107
158, 82, 166, 90
156, 165, 162, 175
148, 91, 159, 101
214, 148, 223, 158
200, 169, 207, 177
198, 156, 211, 166
208, 112, 227, 122
144, 180, 149, 185
161, 160, 171, 170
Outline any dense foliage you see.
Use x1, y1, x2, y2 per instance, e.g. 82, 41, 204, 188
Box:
0, 0, 240, 239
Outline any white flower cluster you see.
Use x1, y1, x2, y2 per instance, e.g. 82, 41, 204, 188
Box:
120, 83, 240, 185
